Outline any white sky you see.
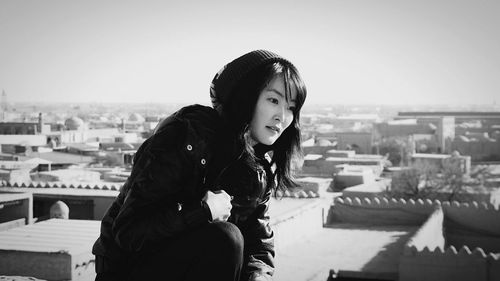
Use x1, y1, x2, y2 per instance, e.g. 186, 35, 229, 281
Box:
1, 0, 499, 106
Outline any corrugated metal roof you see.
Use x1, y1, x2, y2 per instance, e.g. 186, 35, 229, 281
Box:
0, 219, 100, 254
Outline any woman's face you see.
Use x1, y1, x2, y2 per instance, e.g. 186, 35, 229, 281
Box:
249, 74, 297, 146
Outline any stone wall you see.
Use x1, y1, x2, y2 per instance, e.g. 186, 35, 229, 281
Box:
400, 243, 500, 281
404, 205, 445, 252
328, 197, 435, 225
328, 196, 500, 281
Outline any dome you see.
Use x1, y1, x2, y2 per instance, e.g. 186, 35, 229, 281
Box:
50, 200, 69, 219
64, 116, 84, 130
317, 139, 333, 146
128, 113, 145, 122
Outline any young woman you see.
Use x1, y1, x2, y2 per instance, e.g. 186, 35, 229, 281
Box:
92, 50, 307, 281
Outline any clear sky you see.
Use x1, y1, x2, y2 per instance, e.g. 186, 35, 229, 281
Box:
1, 0, 499, 106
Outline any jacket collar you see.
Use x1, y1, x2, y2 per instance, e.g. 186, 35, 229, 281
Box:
254, 143, 273, 165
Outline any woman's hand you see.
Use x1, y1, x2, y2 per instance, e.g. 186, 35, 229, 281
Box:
203, 190, 232, 221
249, 273, 273, 281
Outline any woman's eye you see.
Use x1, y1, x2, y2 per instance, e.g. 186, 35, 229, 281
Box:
268, 98, 279, 104
288, 106, 296, 112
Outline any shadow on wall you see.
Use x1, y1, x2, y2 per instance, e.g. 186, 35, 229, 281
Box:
327, 197, 500, 281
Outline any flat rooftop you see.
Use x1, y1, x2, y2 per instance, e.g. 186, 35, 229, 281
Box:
0, 219, 100, 254
412, 153, 451, 159
275, 224, 417, 281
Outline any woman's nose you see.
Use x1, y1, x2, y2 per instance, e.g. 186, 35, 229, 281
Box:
274, 106, 285, 122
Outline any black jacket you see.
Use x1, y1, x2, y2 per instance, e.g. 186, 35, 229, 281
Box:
92, 104, 275, 280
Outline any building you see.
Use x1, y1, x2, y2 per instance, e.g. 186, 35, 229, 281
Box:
333, 165, 377, 191
0, 219, 100, 280
411, 152, 472, 175
334, 131, 373, 154
0, 181, 121, 221
374, 119, 439, 154
300, 149, 385, 178
0, 192, 33, 231
0, 113, 50, 135
398, 111, 500, 158
326, 196, 500, 281
99, 142, 141, 166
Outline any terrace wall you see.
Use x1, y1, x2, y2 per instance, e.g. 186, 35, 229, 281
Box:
328, 196, 500, 281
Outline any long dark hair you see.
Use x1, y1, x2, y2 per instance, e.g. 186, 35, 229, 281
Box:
220, 61, 307, 192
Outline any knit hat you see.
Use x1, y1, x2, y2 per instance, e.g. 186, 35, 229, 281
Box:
210, 50, 293, 113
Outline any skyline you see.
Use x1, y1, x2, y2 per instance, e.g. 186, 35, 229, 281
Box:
1, 0, 499, 106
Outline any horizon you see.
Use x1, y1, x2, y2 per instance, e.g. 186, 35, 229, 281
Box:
1, 0, 499, 106
5, 99, 499, 107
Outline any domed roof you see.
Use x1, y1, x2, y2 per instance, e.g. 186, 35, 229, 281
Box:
50, 200, 69, 219
64, 116, 84, 130
317, 139, 333, 146
128, 113, 145, 122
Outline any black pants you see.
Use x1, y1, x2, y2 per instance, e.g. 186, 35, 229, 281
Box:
96, 221, 244, 281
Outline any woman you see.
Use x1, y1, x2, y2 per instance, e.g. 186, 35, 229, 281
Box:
93, 49, 307, 281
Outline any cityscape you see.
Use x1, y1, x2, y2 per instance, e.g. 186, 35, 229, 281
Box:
1, 0, 499, 280
0, 94, 499, 280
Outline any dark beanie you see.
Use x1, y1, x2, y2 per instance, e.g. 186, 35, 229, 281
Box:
210, 50, 293, 113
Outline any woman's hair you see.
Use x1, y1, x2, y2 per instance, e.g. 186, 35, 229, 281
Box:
221, 61, 307, 192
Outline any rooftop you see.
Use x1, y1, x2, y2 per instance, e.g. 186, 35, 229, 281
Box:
275, 224, 416, 281
412, 153, 451, 159
17, 152, 94, 165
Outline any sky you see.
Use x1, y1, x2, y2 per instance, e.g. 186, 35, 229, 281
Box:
1, 0, 499, 106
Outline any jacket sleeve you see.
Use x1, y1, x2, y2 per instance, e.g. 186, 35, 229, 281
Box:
244, 190, 275, 281
232, 188, 275, 281
112, 118, 212, 252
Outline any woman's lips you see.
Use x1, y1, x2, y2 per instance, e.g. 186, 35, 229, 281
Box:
266, 125, 281, 133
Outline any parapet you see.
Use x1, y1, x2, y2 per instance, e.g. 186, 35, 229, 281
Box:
328, 195, 500, 281
275, 189, 320, 199
400, 205, 500, 281
404, 205, 445, 252
329, 196, 438, 225
333, 196, 498, 213
330, 195, 499, 227
0, 180, 123, 191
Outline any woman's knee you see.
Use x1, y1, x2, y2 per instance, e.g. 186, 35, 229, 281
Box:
207, 222, 244, 255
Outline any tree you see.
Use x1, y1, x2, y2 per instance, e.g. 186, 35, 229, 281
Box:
388, 167, 421, 197
378, 136, 412, 166
387, 154, 488, 201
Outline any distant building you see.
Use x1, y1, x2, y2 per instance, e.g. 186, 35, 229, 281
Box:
128, 113, 145, 123
16, 151, 95, 171
334, 131, 372, 154
398, 111, 500, 157
46, 128, 132, 144
0, 160, 37, 182
31, 168, 101, 182
99, 142, 141, 166
0, 192, 32, 231
0, 113, 51, 135
411, 152, 471, 175
374, 118, 442, 154
398, 111, 500, 125
333, 165, 377, 191
452, 133, 500, 161
64, 116, 86, 131
330, 114, 380, 130
300, 149, 385, 178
